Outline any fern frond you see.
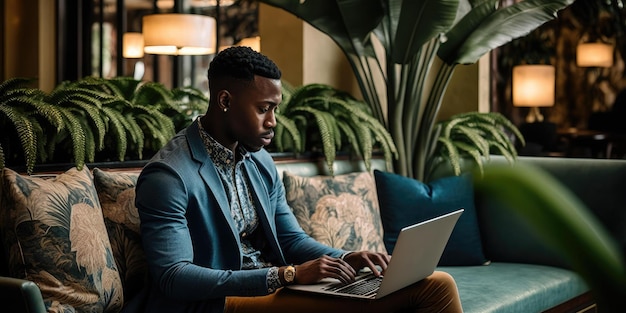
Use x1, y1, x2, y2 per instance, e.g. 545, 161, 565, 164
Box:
442, 117, 470, 139
332, 97, 398, 159
136, 114, 170, 150
489, 139, 516, 162
470, 123, 509, 147
336, 122, 359, 157
4, 92, 64, 132
288, 84, 336, 109
326, 113, 342, 150
292, 106, 336, 175
0, 77, 36, 95
348, 114, 373, 170
105, 77, 142, 99
493, 113, 525, 146
377, 133, 395, 172
102, 107, 128, 161
133, 81, 176, 110
102, 97, 135, 115
122, 112, 145, 159
134, 106, 176, 139
172, 86, 209, 104
65, 99, 107, 150
31, 121, 47, 164
437, 137, 461, 176
58, 107, 86, 170
454, 125, 490, 155
0, 105, 37, 173
50, 85, 113, 107
273, 123, 286, 152
82, 119, 96, 163
454, 140, 484, 176
275, 114, 303, 152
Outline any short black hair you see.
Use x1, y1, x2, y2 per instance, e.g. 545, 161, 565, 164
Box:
207, 46, 281, 82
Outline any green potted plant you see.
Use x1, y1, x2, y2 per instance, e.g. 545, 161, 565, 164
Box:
0, 76, 207, 174
269, 82, 397, 174
259, 0, 574, 180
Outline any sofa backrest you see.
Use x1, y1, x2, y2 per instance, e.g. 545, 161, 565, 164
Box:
477, 156, 626, 268
273, 155, 387, 178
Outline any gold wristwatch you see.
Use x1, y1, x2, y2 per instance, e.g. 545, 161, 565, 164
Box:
284, 266, 296, 284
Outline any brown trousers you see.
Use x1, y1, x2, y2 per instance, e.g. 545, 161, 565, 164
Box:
224, 271, 463, 313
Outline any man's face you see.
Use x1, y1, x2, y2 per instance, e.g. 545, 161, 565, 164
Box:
226, 75, 282, 152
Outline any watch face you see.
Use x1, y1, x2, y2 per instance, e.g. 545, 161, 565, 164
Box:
285, 266, 295, 282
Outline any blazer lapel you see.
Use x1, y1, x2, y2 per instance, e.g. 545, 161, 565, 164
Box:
245, 160, 285, 264
186, 121, 240, 246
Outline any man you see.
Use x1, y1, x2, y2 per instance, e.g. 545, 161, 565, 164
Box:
135, 46, 462, 313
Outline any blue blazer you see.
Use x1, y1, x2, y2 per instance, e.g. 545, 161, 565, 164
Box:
135, 120, 344, 313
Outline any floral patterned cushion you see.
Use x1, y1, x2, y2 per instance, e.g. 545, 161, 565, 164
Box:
93, 168, 147, 302
0, 167, 124, 313
283, 171, 386, 254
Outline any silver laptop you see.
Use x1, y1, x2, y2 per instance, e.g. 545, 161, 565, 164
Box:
286, 209, 463, 299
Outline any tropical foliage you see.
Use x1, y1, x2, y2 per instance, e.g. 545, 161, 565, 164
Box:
428, 111, 524, 180
0, 77, 207, 174
0, 78, 61, 173
268, 82, 397, 174
474, 161, 626, 311
259, 0, 574, 180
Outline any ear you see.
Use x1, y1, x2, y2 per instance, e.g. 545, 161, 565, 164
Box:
217, 90, 231, 109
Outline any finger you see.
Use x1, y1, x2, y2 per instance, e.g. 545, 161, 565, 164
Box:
363, 258, 381, 277
333, 260, 357, 283
337, 258, 357, 276
365, 253, 390, 276
324, 259, 357, 283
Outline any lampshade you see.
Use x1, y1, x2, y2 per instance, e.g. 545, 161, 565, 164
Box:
143, 14, 216, 55
512, 65, 555, 107
512, 65, 555, 123
576, 42, 613, 67
123, 32, 144, 58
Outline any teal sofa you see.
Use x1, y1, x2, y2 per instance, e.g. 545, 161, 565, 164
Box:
1, 155, 624, 312
278, 155, 620, 312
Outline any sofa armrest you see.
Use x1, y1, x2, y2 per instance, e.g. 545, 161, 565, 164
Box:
0, 276, 46, 313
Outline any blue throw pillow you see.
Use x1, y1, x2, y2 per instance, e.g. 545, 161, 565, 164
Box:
373, 170, 488, 266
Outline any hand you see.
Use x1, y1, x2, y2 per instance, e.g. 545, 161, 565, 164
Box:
342, 251, 391, 277
293, 255, 357, 285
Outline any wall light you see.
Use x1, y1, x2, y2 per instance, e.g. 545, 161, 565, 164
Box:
576, 42, 613, 67
143, 14, 216, 55
512, 64, 555, 123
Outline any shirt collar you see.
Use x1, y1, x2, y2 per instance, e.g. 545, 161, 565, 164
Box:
197, 117, 250, 165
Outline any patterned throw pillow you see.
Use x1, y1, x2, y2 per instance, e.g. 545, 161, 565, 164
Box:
0, 167, 124, 313
93, 168, 147, 302
283, 171, 386, 254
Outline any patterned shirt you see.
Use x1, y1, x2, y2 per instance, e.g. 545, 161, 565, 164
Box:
198, 120, 282, 293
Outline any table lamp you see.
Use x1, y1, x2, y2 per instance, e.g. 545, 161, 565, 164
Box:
512, 64, 555, 123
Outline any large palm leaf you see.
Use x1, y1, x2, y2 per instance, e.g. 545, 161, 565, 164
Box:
260, 0, 574, 180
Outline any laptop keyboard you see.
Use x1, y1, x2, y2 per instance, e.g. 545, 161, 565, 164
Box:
324, 274, 383, 296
